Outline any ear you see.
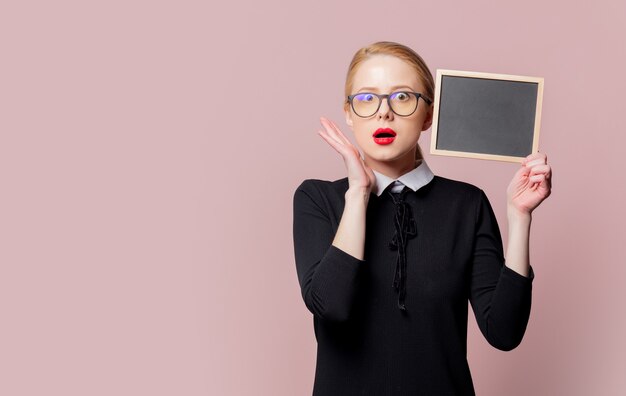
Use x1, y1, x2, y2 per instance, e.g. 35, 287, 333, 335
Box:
422, 106, 433, 131
344, 106, 354, 129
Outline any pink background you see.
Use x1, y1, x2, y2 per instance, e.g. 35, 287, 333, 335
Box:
1, 0, 625, 395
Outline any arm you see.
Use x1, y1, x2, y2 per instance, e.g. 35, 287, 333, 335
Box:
292, 180, 366, 322
332, 187, 370, 260
505, 207, 532, 278
504, 151, 552, 278
469, 189, 535, 351
471, 152, 550, 350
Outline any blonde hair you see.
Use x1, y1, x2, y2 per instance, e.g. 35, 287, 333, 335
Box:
343, 41, 434, 161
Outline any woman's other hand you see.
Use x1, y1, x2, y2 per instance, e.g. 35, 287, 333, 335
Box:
507, 152, 552, 215
318, 117, 377, 195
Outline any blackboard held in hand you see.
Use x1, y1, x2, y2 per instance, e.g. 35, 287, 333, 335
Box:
430, 69, 544, 163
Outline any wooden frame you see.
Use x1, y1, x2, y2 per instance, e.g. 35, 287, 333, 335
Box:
430, 69, 544, 163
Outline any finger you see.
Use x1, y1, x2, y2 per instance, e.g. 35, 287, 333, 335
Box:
525, 157, 547, 168
322, 117, 353, 147
528, 164, 550, 176
524, 152, 546, 165
319, 119, 344, 147
529, 174, 546, 183
514, 163, 531, 179
318, 129, 360, 165
317, 129, 346, 155
522, 153, 538, 164
322, 123, 346, 145
323, 120, 353, 149
523, 152, 547, 166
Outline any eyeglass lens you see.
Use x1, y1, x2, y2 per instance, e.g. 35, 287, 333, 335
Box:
352, 92, 419, 117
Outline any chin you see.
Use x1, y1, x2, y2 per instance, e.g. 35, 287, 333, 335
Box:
366, 145, 416, 161
364, 151, 402, 162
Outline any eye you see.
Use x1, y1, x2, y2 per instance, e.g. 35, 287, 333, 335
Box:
391, 92, 410, 101
355, 93, 376, 102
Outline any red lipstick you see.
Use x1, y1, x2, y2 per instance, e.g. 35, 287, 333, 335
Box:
373, 128, 397, 145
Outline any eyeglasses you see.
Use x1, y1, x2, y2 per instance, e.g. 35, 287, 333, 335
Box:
346, 91, 433, 118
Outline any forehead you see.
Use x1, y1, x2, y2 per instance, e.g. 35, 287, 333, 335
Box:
352, 55, 422, 92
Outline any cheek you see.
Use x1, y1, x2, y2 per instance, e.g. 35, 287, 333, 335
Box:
353, 132, 370, 148
354, 122, 376, 142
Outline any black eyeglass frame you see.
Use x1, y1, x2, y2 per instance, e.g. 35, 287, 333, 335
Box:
346, 91, 433, 118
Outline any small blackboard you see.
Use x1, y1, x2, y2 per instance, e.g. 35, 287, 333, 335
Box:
430, 69, 544, 163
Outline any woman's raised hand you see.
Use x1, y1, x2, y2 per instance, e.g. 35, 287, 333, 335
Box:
318, 117, 377, 195
507, 152, 552, 215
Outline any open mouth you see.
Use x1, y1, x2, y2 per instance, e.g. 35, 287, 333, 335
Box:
372, 128, 397, 138
373, 128, 397, 145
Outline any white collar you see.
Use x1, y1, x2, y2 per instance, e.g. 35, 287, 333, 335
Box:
371, 158, 435, 196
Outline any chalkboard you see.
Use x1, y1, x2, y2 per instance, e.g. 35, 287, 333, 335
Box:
430, 69, 544, 163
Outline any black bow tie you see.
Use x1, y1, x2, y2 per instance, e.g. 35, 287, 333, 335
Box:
387, 187, 417, 311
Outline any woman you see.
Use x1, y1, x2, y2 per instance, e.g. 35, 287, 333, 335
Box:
292, 41, 552, 395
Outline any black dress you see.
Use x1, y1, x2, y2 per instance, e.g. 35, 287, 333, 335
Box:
292, 175, 535, 395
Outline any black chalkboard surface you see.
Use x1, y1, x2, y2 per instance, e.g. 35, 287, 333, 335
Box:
430, 69, 544, 163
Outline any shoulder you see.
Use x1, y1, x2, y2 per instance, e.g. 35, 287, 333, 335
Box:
427, 175, 489, 216
430, 175, 483, 197
293, 177, 349, 206
430, 176, 497, 225
295, 176, 349, 197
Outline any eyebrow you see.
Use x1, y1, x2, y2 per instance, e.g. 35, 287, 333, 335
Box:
356, 85, 416, 93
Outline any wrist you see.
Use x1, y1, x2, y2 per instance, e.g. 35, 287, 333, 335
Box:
345, 187, 371, 203
507, 205, 532, 223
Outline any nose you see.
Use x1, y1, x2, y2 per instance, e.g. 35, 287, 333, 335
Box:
377, 97, 394, 120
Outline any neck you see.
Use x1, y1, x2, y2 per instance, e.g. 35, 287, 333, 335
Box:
365, 153, 422, 180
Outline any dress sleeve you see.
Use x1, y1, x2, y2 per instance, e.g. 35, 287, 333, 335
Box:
469, 189, 535, 351
292, 180, 364, 322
